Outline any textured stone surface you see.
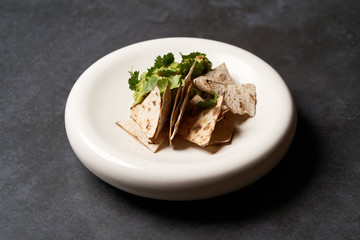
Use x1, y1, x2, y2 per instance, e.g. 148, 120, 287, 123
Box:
1, 0, 359, 239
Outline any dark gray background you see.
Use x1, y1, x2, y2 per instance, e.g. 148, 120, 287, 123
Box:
1, 0, 359, 239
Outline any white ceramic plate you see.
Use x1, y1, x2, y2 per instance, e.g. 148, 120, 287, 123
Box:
65, 37, 296, 200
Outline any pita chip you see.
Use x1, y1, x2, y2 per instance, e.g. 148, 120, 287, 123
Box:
116, 120, 166, 153
209, 111, 237, 145
176, 94, 224, 147
170, 82, 193, 141
193, 63, 257, 117
193, 63, 235, 92
152, 85, 171, 141
217, 105, 229, 122
207, 81, 256, 117
130, 85, 172, 142
169, 61, 196, 144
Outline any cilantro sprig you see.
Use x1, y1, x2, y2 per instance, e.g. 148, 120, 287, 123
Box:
154, 53, 175, 68
128, 71, 139, 91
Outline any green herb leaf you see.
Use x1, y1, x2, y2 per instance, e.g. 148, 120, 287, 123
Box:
146, 66, 156, 77
128, 71, 139, 91
154, 53, 175, 68
180, 52, 204, 60
197, 92, 218, 108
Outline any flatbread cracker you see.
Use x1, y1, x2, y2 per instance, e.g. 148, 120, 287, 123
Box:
152, 85, 171, 142
193, 63, 256, 117
130, 85, 164, 141
170, 82, 193, 141
209, 111, 237, 145
193, 63, 235, 92
116, 119, 166, 153
169, 61, 196, 144
207, 81, 256, 117
217, 106, 229, 122
177, 94, 224, 147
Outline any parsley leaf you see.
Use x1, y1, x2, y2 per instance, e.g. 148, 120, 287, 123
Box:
197, 92, 218, 108
128, 71, 139, 91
